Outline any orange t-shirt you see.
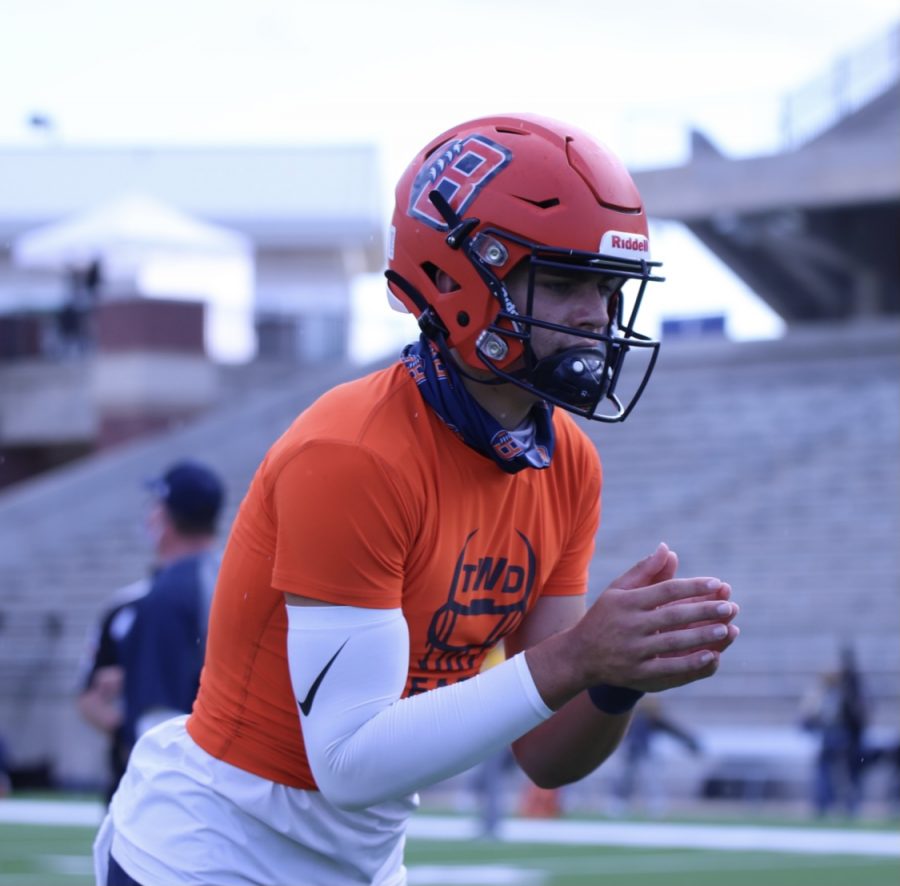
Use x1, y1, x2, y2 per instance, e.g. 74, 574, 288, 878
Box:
188, 362, 601, 789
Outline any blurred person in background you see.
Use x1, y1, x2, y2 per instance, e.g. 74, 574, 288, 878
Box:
57, 259, 103, 357
0, 732, 11, 796
608, 694, 701, 817
886, 742, 900, 816
77, 460, 224, 802
77, 577, 151, 803
94, 114, 739, 886
468, 642, 518, 838
801, 646, 868, 818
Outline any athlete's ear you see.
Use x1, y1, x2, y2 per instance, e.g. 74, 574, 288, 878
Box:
434, 269, 460, 294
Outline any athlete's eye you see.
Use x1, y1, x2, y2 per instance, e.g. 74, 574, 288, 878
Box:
544, 279, 577, 296
597, 276, 626, 298
538, 274, 589, 297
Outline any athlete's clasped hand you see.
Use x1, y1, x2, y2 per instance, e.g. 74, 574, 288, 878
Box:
578, 541, 738, 690
530, 542, 739, 710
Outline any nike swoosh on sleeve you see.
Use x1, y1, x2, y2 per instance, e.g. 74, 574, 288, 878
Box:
297, 638, 350, 716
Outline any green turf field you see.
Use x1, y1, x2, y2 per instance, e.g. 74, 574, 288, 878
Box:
0, 815, 897, 885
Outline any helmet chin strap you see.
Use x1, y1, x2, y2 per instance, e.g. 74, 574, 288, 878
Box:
384, 268, 508, 388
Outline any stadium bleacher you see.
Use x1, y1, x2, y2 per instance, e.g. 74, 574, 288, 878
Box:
0, 319, 897, 800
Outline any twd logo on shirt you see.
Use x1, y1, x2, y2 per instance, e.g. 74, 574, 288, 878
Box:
408, 528, 536, 695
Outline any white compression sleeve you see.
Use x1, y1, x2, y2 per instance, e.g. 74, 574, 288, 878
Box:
285, 603, 552, 810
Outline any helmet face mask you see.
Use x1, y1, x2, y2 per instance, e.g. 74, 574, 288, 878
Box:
387, 114, 664, 422
467, 230, 662, 422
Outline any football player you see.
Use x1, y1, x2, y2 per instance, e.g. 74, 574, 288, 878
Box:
95, 114, 739, 886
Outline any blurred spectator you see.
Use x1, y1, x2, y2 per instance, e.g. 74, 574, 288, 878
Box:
77, 578, 150, 803
863, 740, 900, 816
469, 644, 517, 838
886, 743, 900, 816
57, 259, 102, 356
0, 732, 11, 797
56, 299, 86, 356
609, 694, 701, 817
801, 646, 868, 818
77, 460, 225, 801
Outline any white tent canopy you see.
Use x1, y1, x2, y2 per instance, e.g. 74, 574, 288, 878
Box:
11, 193, 256, 363
11, 192, 252, 272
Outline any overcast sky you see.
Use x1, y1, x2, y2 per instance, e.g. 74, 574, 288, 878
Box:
4, 0, 897, 159
2, 0, 898, 359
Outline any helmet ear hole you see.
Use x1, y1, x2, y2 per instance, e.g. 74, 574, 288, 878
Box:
422, 262, 461, 293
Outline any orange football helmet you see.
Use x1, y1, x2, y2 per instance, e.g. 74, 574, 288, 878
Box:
386, 113, 664, 421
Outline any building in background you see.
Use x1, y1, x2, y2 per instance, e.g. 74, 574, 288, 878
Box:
632, 23, 899, 330
0, 142, 383, 360
0, 143, 384, 487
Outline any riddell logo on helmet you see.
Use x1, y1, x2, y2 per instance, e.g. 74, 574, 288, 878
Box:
611, 235, 647, 251
599, 231, 650, 260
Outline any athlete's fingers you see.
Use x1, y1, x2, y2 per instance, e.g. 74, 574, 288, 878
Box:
654, 549, 679, 585
654, 597, 739, 640
656, 623, 741, 659
608, 543, 678, 591
575, 576, 739, 693
704, 623, 741, 652
651, 599, 738, 632
624, 649, 721, 692
644, 622, 732, 656
628, 577, 727, 610
669, 584, 734, 608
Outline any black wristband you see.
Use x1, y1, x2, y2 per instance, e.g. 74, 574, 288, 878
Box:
587, 683, 645, 715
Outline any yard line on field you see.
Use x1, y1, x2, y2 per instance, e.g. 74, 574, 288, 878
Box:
408, 865, 545, 884
408, 816, 900, 857
0, 799, 104, 826
466, 850, 891, 876
2, 800, 897, 858
42, 854, 95, 874
0, 876, 76, 885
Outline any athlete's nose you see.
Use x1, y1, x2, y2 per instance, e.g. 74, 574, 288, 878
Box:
569, 281, 611, 333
